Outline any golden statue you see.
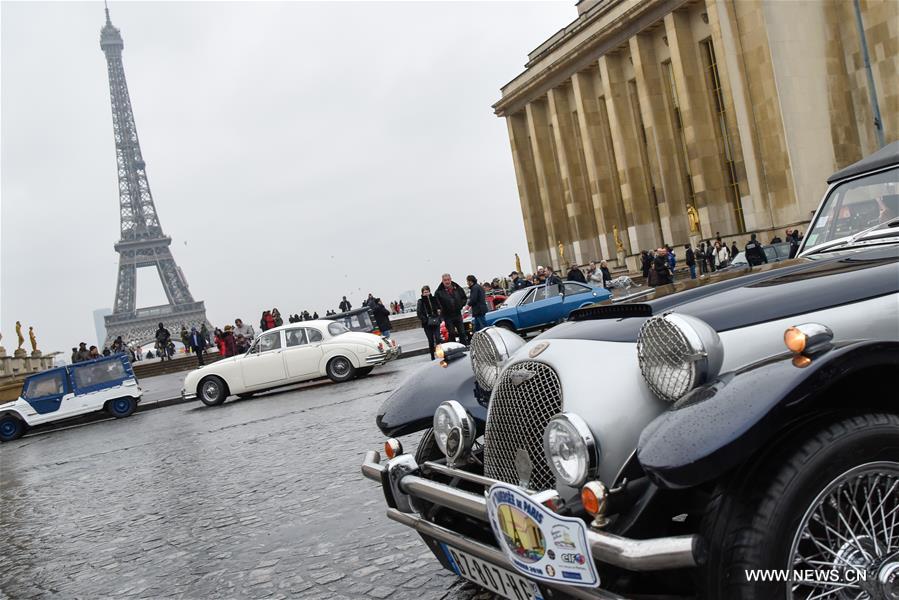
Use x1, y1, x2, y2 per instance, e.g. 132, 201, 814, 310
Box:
557, 241, 565, 264
687, 205, 700, 234
613, 225, 625, 254
28, 326, 38, 353
515, 253, 522, 275
15, 321, 24, 350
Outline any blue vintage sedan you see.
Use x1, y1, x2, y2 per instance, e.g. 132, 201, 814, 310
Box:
484, 281, 611, 333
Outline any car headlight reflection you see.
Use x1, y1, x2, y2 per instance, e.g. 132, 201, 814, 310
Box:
636, 313, 724, 402
433, 400, 476, 466
469, 327, 525, 391
543, 413, 599, 488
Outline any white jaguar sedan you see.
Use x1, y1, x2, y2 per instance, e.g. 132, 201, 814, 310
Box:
182, 320, 400, 406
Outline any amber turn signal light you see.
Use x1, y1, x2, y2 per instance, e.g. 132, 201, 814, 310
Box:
384, 438, 403, 459
581, 481, 608, 517
784, 327, 807, 354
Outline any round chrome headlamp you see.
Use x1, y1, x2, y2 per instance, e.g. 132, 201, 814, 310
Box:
433, 400, 476, 465
543, 413, 599, 488
469, 327, 525, 391
636, 313, 724, 402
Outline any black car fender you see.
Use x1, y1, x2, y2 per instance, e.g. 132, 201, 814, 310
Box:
637, 340, 899, 489
375, 355, 487, 437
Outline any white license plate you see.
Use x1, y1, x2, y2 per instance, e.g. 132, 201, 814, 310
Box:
440, 543, 542, 600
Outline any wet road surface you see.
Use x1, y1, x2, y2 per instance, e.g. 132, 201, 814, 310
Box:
0, 356, 496, 600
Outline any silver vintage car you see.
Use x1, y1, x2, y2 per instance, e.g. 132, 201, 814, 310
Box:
363, 142, 899, 599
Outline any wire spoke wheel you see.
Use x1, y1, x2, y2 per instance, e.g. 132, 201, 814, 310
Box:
202, 380, 220, 402
788, 461, 899, 600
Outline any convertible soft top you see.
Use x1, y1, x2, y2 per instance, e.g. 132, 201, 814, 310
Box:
827, 140, 899, 183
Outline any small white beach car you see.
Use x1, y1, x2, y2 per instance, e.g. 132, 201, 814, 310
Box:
0, 354, 142, 442
182, 320, 400, 407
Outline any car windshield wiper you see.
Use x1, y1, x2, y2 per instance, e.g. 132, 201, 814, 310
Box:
802, 217, 899, 256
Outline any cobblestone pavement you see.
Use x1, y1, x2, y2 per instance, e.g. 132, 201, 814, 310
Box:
0, 356, 498, 600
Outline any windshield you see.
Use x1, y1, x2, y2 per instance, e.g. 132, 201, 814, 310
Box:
327, 322, 348, 336
803, 167, 899, 252
501, 288, 530, 308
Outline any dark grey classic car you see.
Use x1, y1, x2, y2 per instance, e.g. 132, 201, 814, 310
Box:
363, 142, 899, 599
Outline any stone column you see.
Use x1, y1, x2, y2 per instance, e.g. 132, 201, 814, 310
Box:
630, 33, 690, 246
547, 84, 601, 266
507, 112, 551, 269
571, 69, 621, 261
664, 10, 732, 237
707, 0, 773, 233
526, 99, 571, 271
598, 52, 659, 259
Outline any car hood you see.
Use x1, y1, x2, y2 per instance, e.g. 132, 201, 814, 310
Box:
540, 245, 899, 343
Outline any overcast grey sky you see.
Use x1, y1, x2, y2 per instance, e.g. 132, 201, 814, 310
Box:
1, 0, 573, 354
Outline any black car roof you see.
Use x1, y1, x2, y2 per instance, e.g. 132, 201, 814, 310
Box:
827, 140, 899, 183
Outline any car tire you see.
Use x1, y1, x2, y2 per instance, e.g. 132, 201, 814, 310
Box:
198, 376, 228, 406
327, 356, 356, 383
105, 396, 136, 418
0, 415, 26, 442
699, 412, 899, 600
356, 367, 374, 378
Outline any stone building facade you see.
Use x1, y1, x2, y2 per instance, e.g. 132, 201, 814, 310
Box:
494, 0, 898, 271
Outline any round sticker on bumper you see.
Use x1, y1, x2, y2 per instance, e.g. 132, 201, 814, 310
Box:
487, 483, 600, 588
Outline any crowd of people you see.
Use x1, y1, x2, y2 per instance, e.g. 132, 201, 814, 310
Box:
639, 228, 804, 287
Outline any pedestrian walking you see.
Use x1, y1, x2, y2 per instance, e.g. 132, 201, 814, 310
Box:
648, 248, 673, 287
599, 260, 613, 288
509, 271, 530, 290
339, 296, 352, 312
698, 242, 708, 275
730, 241, 740, 262
180, 326, 191, 355
417, 286, 442, 360
713, 240, 730, 269
188, 327, 207, 366
372, 299, 392, 338
641, 251, 652, 280
566, 264, 587, 283
154, 323, 171, 361
744, 233, 768, 266
466, 275, 489, 333
685, 244, 697, 279
234, 318, 255, 341
272, 308, 283, 328
788, 229, 801, 258
435, 273, 469, 345
221, 326, 237, 358
70, 347, 78, 363
666, 245, 677, 281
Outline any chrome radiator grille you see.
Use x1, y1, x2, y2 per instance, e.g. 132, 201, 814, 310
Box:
483, 361, 562, 491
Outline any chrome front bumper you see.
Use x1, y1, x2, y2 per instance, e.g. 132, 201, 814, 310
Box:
365, 346, 402, 365
181, 387, 197, 401
362, 450, 702, 595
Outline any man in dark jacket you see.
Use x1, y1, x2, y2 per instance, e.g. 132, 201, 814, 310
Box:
744, 233, 768, 266
730, 241, 740, 262
339, 296, 351, 312
154, 323, 171, 361
685, 244, 697, 279
566, 264, 587, 283
435, 273, 469, 344
371, 299, 392, 338
188, 327, 207, 366
466, 275, 489, 332
648, 249, 673, 287
509, 271, 530, 290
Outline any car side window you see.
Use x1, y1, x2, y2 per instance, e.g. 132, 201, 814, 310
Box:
564, 282, 590, 296
530, 287, 547, 303
251, 332, 281, 354
285, 329, 308, 348
24, 371, 66, 399
307, 328, 323, 343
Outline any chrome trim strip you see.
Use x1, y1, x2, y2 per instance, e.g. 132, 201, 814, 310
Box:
422, 461, 504, 489
386, 509, 629, 600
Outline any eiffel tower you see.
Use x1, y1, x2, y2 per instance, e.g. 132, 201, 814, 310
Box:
100, 6, 210, 347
